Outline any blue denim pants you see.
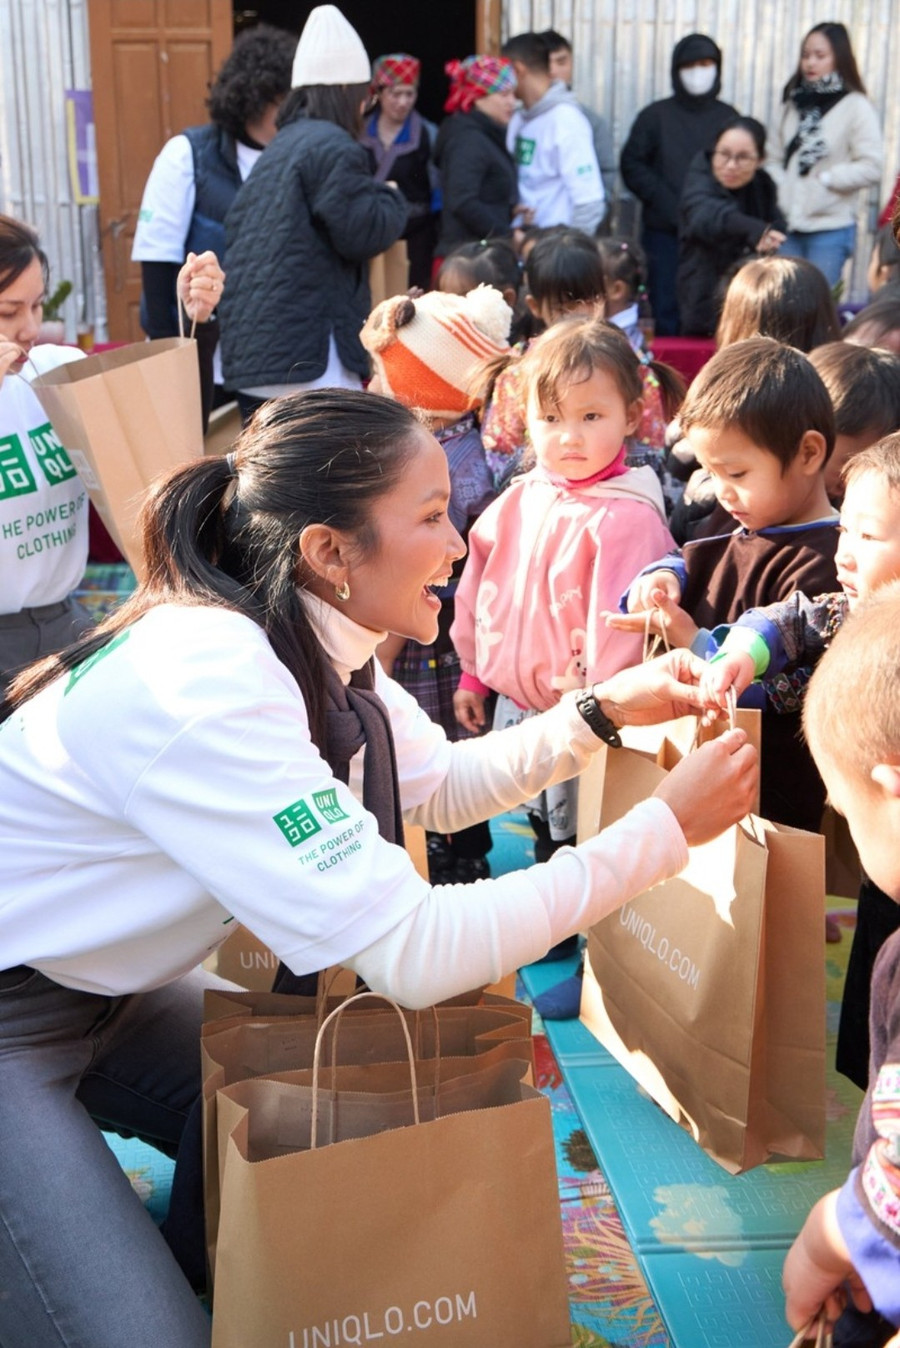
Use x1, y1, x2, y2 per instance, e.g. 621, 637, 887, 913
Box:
779, 222, 857, 290
0, 964, 222, 1347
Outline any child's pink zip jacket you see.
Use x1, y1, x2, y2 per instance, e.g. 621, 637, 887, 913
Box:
451, 462, 674, 711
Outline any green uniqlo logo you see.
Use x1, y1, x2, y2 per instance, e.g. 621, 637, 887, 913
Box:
273, 799, 322, 847
0, 434, 37, 500
64, 630, 131, 694
515, 136, 536, 166
312, 788, 350, 824
29, 422, 77, 484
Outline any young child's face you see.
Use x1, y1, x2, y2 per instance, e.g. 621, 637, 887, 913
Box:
687, 423, 823, 531
835, 471, 900, 610
528, 367, 641, 481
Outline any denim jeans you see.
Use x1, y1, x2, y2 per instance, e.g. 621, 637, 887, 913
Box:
640, 226, 681, 336
0, 964, 225, 1347
779, 223, 857, 290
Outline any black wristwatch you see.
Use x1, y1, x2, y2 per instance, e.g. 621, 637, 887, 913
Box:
574, 688, 622, 747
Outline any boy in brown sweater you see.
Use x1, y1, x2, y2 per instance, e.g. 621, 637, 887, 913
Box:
613, 336, 838, 832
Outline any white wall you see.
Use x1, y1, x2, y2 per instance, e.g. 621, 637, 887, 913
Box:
0, 0, 105, 340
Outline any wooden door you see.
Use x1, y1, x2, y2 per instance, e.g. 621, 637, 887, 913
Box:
88, 0, 233, 342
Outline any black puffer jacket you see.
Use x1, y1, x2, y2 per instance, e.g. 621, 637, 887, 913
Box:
620, 34, 739, 234
220, 114, 407, 387
677, 150, 786, 336
434, 109, 518, 253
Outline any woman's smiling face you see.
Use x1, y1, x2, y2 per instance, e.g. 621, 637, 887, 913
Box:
337, 427, 466, 643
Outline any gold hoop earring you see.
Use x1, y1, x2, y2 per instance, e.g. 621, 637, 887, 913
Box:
334, 580, 351, 602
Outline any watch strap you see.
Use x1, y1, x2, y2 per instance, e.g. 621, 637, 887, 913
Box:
574, 688, 622, 747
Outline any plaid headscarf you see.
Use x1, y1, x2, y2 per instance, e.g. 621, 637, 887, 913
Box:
443, 55, 516, 114
371, 53, 421, 91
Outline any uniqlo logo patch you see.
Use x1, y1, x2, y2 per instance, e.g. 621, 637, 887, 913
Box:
312, 787, 350, 824
515, 136, 536, 165
29, 422, 77, 484
0, 434, 37, 499
273, 799, 322, 847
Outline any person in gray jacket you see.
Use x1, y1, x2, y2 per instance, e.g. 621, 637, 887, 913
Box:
219, 5, 407, 424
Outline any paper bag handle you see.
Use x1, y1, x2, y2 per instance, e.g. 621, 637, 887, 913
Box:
319, 987, 442, 1091
786, 1311, 833, 1348
177, 299, 198, 342
641, 606, 671, 665
311, 992, 421, 1149
313, 965, 353, 1025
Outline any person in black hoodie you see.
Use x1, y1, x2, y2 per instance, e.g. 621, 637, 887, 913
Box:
620, 33, 738, 335
677, 117, 787, 336
433, 55, 523, 256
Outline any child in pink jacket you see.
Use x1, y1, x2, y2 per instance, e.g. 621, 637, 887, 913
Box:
452, 316, 675, 878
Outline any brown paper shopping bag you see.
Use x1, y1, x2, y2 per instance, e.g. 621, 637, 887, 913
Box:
576, 717, 825, 1173
30, 338, 203, 577
210, 997, 571, 1348
201, 989, 535, 1279
368, 238, 409, 308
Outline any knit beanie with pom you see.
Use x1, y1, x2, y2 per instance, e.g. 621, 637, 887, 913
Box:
360, 284, 512, 419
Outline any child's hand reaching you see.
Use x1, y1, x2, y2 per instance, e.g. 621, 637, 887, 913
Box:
782, 1191, 873, 1337
626, 568, 682, 614
605, 587, 699, 650
701, 650, 756, 711
454, 689, 486, 734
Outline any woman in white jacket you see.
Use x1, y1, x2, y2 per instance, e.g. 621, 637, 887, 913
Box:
767, 22, 882, 289
0, 386, 757, 1347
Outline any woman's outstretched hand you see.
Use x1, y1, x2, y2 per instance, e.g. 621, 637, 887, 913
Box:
593, 648, 712, 726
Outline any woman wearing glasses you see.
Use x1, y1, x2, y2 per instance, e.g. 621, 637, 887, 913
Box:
677, 116, 787, 336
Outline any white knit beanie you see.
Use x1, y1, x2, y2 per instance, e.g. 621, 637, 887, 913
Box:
291, 5, 370, 87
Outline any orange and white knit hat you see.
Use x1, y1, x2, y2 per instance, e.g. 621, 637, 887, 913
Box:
360, 284, 512, 419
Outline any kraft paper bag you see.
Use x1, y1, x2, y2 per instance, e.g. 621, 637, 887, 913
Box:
368, 238, 409, 309
210, 1007, 571, 1348
202, 991, 535, 1279
577, 718, 825, 1174
30, 337, 203, 577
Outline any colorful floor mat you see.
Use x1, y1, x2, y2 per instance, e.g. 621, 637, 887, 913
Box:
520, 892, 862, 1348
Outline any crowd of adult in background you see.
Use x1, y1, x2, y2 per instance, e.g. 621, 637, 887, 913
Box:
133, 16, 889, 360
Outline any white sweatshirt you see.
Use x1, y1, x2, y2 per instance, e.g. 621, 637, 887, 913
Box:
0, 603, 687, 1004
0, 344, 88, 613
507, 81, 605, 233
